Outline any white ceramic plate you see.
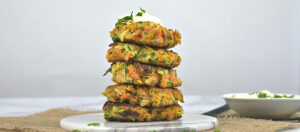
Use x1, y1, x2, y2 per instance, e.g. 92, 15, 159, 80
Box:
60, 113, 218, 132
223, 93, 300, 118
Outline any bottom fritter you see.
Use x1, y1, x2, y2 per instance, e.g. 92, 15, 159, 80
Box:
103, 101, 183, 122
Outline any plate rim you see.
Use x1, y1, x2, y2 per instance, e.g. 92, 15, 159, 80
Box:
60, 112, 218, 132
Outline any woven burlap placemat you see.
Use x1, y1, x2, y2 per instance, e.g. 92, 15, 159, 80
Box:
0, 108, 299, 132
216, 108, 300, 120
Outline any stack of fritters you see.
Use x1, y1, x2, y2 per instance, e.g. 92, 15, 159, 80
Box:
103, 21, 183, 122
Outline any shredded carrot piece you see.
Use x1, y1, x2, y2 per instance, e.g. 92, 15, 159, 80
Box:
156, 29, 163, 43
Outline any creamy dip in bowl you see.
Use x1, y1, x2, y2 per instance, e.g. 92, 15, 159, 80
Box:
223, 90, 300, 118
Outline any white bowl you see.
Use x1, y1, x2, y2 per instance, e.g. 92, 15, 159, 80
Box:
222, 93, 300, 118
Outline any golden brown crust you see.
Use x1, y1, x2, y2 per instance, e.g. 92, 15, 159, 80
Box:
109, 62, 182, 88
110, 21, 181, 49
106, 42, 181, 68
102, 84, 184, 107
103, 101, 183, 122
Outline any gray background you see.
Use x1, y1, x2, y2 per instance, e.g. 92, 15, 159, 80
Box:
0, 0, 299, 98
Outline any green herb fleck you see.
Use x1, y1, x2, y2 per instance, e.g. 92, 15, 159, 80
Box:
157, 69, 166, 75
149, 57, 158, 63
274, 94, 282, 98
214, 130, 221, 132
124, 63, 129, 77
169, 35, 173, 40
72, 129, 81, 132
136, 12, 143, 16
167, 81, 174, 87
140, 7, 146, 13
151, 52, 156, 57
283, 94, 294, 98
232, 95, 236, 97
257, 93, 267, 98
87, 122, 100, 126
153, 35, 157, 40
289, 95, 295, 98
116, 11, 133, 25
136, 7, 146, 16
112, 34, 118, 41
177, 56, 181, 62
191, 130, 196, 132
141, 53, 148, 57
156, 109, 162, 114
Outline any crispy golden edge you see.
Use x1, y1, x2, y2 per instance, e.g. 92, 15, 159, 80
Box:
103, 101, 183, 122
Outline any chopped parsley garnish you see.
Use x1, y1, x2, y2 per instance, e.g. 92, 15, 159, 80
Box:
214, 130, 221, 132
257, 93, 267, 98
248, 92, 295, 98
274, 94, 282, 98
72, 129, 81, 132
283, 94, 295, 98
289, 95, 295, 98
116, 8, 147, 25
87, 122, 100, 126
136, 7, 146, 16
115, 11, 133, 25
140, 7, 146, 13
136, 12, 143, 16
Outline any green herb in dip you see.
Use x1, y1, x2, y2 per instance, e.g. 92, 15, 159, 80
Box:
232, 90, 295, 99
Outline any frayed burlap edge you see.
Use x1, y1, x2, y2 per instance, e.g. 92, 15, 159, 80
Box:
0, 108, 299, 132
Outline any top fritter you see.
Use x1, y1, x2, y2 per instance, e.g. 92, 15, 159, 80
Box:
110, 8, 181, 49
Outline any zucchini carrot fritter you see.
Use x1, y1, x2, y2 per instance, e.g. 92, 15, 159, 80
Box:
106, 42, 181, 68
109, 62, 182, 88
103, 101, 183, 122
110, 21, 181, 49
103, 84, 184, 107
